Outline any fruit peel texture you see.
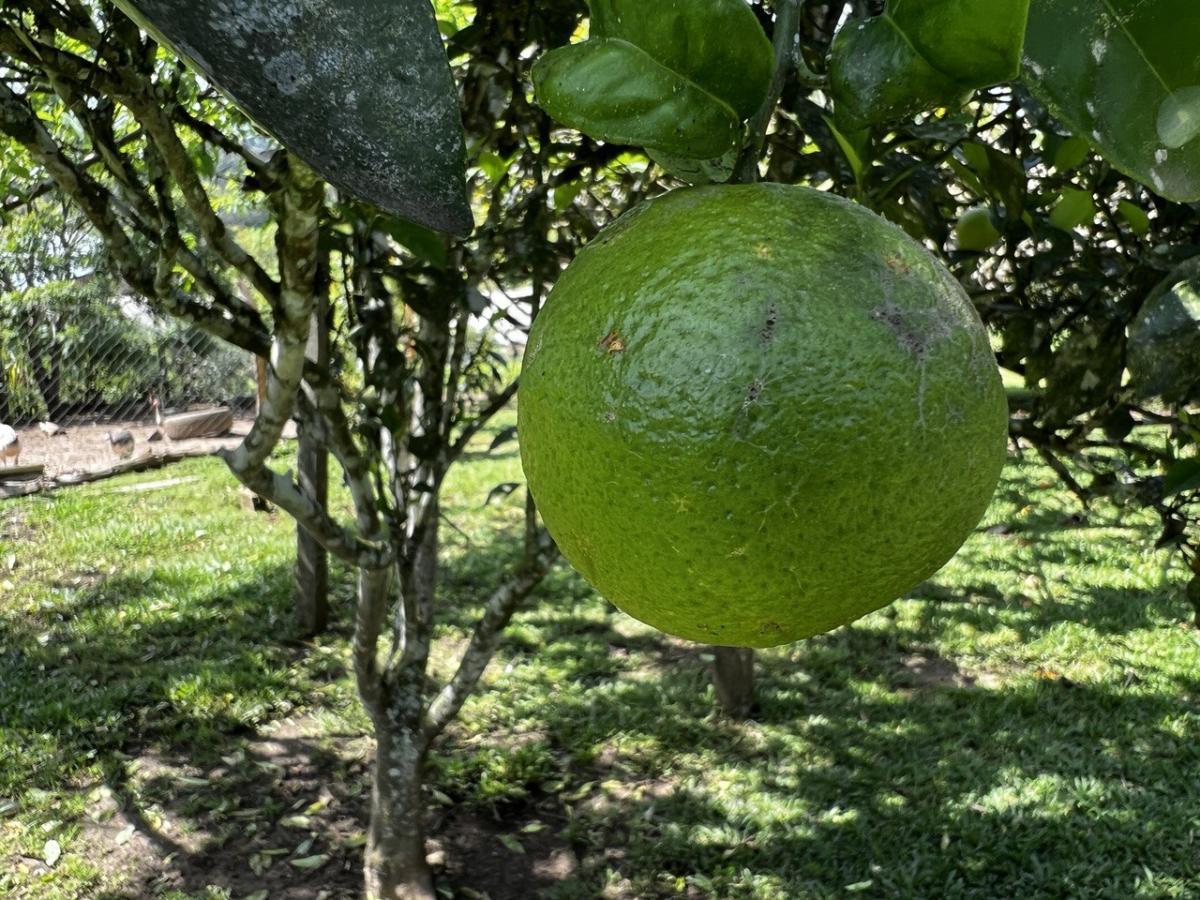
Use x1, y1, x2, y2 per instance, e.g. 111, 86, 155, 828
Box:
519, 184, 1008, 648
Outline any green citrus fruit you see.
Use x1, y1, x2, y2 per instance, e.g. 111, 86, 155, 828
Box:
519, 184, 1007, 648
954, 205, 1002, 251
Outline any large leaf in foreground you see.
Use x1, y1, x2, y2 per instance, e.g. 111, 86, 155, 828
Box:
831, 0, 1030, 129
114, 0, 472, 234
1023, 0, 1200, 202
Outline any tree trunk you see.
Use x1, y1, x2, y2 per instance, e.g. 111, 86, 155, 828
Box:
712, 646, 756, 718
293, 298, 330, 636
294, 424, 329, 635
365, 718, 434, 899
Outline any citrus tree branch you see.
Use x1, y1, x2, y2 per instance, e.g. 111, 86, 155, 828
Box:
734, 0, 805, 183
421, 538, 559, 742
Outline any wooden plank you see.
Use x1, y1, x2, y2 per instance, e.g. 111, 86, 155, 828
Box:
0, 464, 45, 482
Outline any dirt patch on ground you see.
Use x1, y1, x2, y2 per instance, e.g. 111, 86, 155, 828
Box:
52, 714, 582, 899
9, 415, 255, 481
893, 651, 1005, 692
432, 810, 579, 900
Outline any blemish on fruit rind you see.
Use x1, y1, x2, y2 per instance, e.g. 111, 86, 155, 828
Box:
743, 379, 765, 409
870, 302, 930, 359
598, 329, 626, 354
760, 302, 779, 346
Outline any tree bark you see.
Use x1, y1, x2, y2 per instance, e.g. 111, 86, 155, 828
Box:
365, 720, 434, 900
712, 646, 756, 718
293, 297, 330, 636
294, 424, 329, 635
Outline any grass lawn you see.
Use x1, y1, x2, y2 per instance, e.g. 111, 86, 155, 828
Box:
1, 414, 1198, 899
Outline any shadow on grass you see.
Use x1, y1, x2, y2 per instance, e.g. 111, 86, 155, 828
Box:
0, 563, 370, 897
486, 601, 1200, 898
3, 491, 1197, 899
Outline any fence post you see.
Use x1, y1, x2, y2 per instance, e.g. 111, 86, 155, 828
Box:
294, 295, 329, 636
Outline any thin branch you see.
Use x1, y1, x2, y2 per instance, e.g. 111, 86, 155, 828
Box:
733, 0, 804, 184
448, 378, 519, 460
421, 539, 559, 742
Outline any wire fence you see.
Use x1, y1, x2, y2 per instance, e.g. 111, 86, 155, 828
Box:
1, 277, 256, 481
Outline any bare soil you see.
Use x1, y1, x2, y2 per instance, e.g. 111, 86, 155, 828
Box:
9, 415, 254, 481
53, 715, 581, 900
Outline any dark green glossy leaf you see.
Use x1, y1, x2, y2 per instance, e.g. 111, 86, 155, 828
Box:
1163, 458, 1200, 498
113, 0, 472, 234
1023, 0, 1200, 202
1128, 275, 1200, 403
647, 147, 737, 185
587, 0, 773, 121
532, 0, 771, 159
831, 0, 1030, 129
533, 39, 740, 159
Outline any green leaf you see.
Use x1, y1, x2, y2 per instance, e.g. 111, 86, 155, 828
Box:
1117, 199, 1151, 235
831, 0, 1031, 128
1052, 136, 1091, 172
382, 219, 449, 270
533, 40, 740, 159
647, 147, 737, 185
289, 853, 330, 869
1163, 458, 1200, 498
532, 0, 772, 159
586, 0, 773, 121
1128, 274, 1200, 403
1048, 187, 1097, 231
476, 151, 514, 185
552, 181, 587, 210
113, 0, 472, 233
1023, 0, 1200, 202
825, 117, 871, 189
496, 833, 525, 854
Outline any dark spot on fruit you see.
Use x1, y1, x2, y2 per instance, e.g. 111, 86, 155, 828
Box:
759, 620, 782, 635
598, 329, 626, 354
870, 303, 928, 358
884, 254, 911, 274
760, 302, 779, 345
603, 409, 618, 423
743, 379, 764, 408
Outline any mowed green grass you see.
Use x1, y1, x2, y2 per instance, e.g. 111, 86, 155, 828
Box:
1, 415, 1198, 899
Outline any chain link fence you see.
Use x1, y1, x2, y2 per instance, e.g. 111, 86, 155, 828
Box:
1, 276, 256, 481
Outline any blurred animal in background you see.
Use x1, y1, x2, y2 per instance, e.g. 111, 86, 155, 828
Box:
38, 421, 67, 437
105, 430, 135, 460
0, 424, 19, 466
